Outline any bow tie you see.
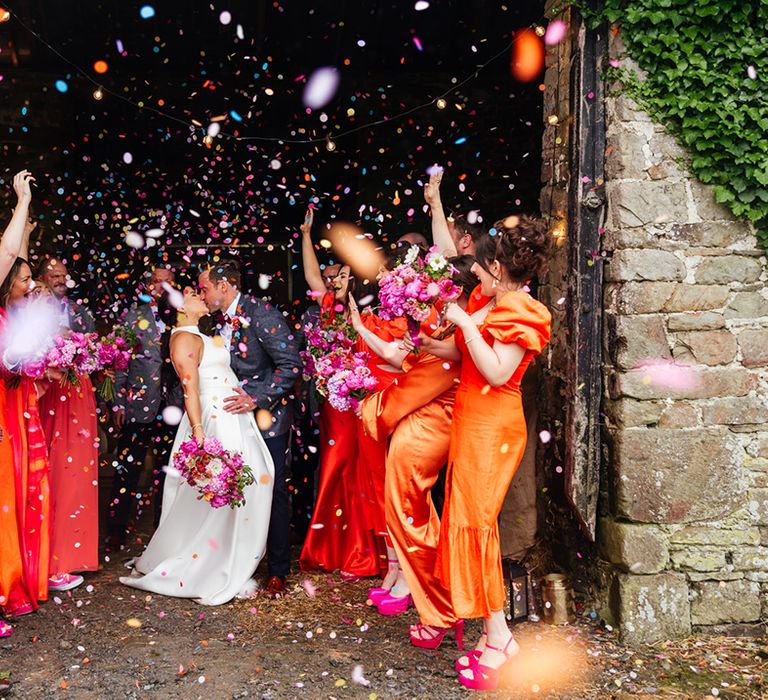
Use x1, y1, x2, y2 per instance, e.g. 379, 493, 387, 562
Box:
213, 310, 233, 327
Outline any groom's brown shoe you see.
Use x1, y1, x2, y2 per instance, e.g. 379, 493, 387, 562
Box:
265, 575, 287, 598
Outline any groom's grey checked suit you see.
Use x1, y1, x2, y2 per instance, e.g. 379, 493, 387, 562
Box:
225, 294, 301, 579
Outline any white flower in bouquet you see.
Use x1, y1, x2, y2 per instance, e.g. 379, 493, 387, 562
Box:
403, 244, 420, 265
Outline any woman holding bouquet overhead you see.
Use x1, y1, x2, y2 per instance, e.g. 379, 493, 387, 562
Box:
120, 288, 274, 605
424, 216, 551, 691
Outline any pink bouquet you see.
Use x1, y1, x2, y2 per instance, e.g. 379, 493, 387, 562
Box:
172, 436, 255, 509
301, 308, 358, 397
325, 352, 379, 412
96, 326, 138, 401
377, 245, 461, 345
29, 332, 102, 386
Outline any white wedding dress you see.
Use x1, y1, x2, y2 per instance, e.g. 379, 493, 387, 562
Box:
120, 325, 274, 605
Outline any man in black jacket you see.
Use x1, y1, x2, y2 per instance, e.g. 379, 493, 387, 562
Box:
199, 259, 301, 596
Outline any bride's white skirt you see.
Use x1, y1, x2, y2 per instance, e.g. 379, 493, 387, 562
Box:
120, 393, 274, 605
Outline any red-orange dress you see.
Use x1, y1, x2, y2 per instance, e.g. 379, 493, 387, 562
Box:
300, 295, 381, 576
354, 312, 406, 555
38, 376, 99, 575
435, 290, 550, 619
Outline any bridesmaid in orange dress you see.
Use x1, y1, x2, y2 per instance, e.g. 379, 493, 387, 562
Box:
298, 208, 380, 577
358, 257, 481, 636
0, 170, 37, 635
425, 216, 551, 691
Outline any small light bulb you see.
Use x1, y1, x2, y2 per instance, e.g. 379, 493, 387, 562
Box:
326, 139, 337, 152
547, 114, 559, 125
203, 135, 213, 146
93, 87, 104, 101
436, 98, 447, 110
535, 25, 546, 37
0, 8, 10, 23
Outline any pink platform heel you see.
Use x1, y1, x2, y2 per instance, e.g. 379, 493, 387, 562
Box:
409, 620, 464, 650
455, 649, 482, 672
367, 559, 399, 604
458, 635, 518, 691
375, 592, 413, 616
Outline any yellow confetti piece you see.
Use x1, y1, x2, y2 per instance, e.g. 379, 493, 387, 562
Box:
335, 679, 347, 687
125, 618, 142, 628
137, 319, 150, 330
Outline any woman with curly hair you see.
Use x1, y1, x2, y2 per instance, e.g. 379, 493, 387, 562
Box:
422, 215, 552, 691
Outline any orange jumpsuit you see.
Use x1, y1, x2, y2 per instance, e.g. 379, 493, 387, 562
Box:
435, 290, 550, 619
360, 349, 461, 627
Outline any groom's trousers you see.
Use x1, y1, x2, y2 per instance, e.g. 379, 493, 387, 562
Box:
264, 431, 291, 578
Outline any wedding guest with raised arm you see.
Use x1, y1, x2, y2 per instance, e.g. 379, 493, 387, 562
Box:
424, 170, 486, 257
37, 254, 96, 334
107, 265, 181, 549
0, 171, 44, 634
198, 258, 301, 598
298, 207, 383, 580
424, 217, 552, 691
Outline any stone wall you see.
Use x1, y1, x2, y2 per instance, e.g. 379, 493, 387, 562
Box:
599, 38, 768, 644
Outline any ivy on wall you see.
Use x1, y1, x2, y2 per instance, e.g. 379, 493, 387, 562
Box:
592, 0, 768, 247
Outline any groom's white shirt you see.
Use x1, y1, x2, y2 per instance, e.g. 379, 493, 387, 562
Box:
221, 292, 241, 350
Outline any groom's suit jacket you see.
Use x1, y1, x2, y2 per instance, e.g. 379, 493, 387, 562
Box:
228, 295, 301, 439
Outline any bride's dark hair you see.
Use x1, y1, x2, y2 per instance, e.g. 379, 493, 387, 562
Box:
157, 290, 181, 401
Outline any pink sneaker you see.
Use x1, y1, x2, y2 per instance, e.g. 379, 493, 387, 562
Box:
49, 574, 84, 592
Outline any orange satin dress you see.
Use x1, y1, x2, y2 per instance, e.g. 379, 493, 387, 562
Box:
300, 296, 381, 576
354, 312, 406, 555
0, 372, 26, 616
435, 290, 550, 619
38, 376, 99, 575
5, 377, 51, 606
361, 349, 461, 627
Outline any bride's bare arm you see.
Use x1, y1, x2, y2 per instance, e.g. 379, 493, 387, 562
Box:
170, 332, 205, 444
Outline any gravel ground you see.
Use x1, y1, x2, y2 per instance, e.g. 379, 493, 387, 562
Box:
1, 538, 766, 699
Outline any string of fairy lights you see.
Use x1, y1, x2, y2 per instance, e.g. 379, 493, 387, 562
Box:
1, 2, 564, 151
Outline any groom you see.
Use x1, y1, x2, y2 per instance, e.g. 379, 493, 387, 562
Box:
198, 259, 301, 596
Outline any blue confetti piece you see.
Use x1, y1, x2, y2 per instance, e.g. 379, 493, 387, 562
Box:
55, 79, 68, 93
139, 5, 155, 19
454, 137, 467, 145
230, 110, 243, 122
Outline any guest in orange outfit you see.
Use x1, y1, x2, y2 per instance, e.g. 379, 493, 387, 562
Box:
1, 259, 52, 612
358, 256, 479, 636
424, 216, 551, 691
0, 170, 36, 636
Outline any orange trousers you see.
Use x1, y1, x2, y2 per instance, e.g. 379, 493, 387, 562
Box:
361, 354, 460, 627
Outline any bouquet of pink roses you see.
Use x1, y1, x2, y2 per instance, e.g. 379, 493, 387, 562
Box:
96, 326, 138, 401
377, 245, 461, 345
172, 436, 255, 509
326, 352, 379, 412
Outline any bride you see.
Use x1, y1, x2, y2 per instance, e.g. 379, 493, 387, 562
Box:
120, 288, 274, 605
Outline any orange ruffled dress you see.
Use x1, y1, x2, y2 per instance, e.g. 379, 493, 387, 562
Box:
435, 290, 550, 619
